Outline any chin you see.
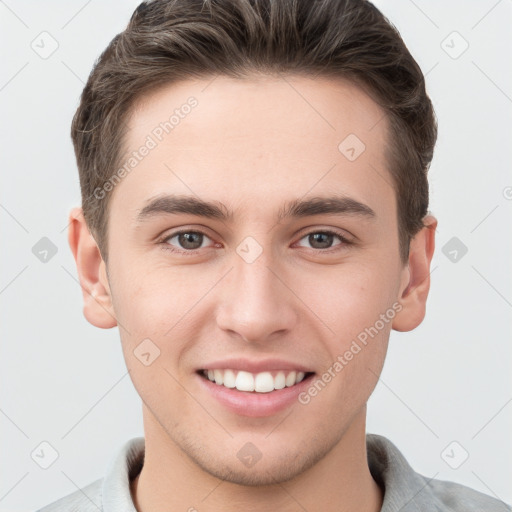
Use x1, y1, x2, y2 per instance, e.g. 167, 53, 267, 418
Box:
175, 431, 335, 487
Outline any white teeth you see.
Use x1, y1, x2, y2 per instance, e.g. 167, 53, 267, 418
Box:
254, 372, 274, 393
285, 371, 297, 387
223, 369, 236, 388
274, 371, 286, 390
203, 369, 309, 393
235, 371, 255, 391
213, 369, 223, 385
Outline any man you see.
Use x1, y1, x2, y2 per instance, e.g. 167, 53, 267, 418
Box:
38, 0, 510, 511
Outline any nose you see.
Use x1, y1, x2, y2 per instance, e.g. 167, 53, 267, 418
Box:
215, 250, 298, 344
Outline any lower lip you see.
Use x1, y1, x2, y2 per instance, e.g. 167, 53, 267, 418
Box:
196, 372, 315, 417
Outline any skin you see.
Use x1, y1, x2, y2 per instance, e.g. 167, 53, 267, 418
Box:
68, 74, 437, 512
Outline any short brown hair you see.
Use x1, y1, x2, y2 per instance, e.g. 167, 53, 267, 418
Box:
72, 0, 437, 264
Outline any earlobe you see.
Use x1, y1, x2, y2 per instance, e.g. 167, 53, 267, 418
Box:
392, 215, 437, 332
68, 207, 117, 329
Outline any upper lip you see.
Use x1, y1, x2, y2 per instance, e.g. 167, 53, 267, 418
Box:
198, 358, 313, 374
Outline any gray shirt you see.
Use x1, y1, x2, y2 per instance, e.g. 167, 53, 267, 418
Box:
36, 434, 511, 511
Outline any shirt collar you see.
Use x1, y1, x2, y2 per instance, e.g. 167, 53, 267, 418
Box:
101, 434, 435, 512
102, 436, 144, 512
367, 433, 435, 511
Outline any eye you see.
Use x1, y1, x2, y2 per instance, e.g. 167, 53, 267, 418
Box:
295, 230, 351, 251
160, 230, 214, 254
158, 228, 352, 255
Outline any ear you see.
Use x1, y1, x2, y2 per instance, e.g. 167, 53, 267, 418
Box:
67, 207, 117, 329
392, 215, 437, 332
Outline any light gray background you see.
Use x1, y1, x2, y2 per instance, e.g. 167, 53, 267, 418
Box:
1, 1, 511, 511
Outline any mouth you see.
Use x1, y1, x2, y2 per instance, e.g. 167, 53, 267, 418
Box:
198, 368, 314, 393
195, 358, 317, 417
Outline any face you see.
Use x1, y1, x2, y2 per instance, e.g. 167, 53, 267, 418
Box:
98, 75, 411, 484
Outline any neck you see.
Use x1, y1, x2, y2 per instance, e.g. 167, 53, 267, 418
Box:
131, 407, 382, 512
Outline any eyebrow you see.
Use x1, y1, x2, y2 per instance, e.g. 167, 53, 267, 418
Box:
136, 193, 376, 224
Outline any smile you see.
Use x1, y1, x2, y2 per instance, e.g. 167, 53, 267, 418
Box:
200, 369, 311, 393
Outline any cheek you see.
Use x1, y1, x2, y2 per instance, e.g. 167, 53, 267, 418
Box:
297, 262, 398, 341
112, 262, 203, 326
297, 262, 395, 399
113, 267, 202, 410
109, 265, 204, 373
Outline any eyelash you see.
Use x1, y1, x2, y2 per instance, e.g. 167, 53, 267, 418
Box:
157, 228, 352, 256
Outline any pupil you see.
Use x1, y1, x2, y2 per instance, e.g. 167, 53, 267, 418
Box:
310, 233, 332, 249
180, 232, 202, 249
176, 232, 333, 250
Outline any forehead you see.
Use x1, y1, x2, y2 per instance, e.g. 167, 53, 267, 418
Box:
110, 74, 394, 223
129, 74, 387, 149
